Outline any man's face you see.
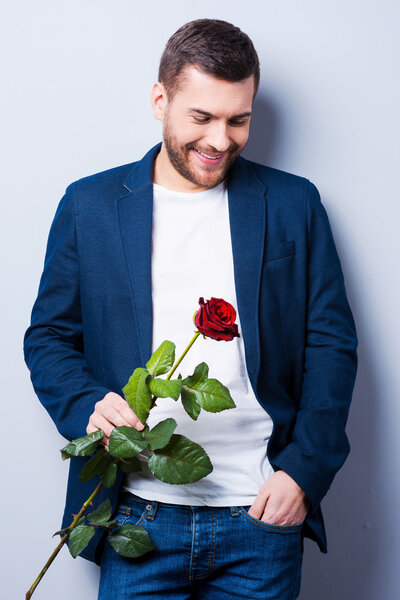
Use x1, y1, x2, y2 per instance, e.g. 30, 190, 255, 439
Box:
153, 65, 255, 191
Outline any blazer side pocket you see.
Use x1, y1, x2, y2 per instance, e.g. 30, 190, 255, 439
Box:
264, 240, 295, 262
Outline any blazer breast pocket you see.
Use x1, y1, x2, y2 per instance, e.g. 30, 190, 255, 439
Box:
264, 240, 295, 263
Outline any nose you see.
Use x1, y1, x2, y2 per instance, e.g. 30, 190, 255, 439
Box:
205, 122, 231, 153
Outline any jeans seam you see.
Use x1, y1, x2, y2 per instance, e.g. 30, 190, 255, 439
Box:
117, 506, 131, 526
291, 550, 303, 599
189, 508, 196, 580
136, 506, 151, 527
207, 509, 216, 571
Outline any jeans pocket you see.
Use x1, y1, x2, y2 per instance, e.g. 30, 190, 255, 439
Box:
239, 507, 303, 533
115, 504, 132, 527
115, 495, 152, 528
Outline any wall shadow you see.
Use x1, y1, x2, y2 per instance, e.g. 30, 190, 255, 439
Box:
299, 295, 383, 599
241, 92, 281, 166
246, 92, 383, 599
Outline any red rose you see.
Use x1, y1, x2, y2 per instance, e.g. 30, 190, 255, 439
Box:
194, 297, 240, 341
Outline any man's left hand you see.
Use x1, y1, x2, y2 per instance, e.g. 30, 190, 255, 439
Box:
248, 470, 310, 525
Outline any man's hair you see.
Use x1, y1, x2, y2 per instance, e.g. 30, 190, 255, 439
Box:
158, 19, 260, 101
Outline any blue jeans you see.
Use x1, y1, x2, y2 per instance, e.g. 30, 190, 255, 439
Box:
98, 491, 303, 600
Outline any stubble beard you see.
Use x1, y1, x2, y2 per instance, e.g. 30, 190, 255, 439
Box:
162, 116, 242, 190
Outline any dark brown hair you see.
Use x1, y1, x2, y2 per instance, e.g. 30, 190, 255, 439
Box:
158, 19, 260, 100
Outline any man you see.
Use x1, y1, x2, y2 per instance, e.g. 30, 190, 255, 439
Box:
24, 18, 358, 600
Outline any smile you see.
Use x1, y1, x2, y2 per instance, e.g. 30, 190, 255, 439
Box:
192, 148, 226, 166
194, 149, 223, 160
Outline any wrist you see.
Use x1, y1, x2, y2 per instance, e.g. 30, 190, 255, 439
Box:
277, 469, 307, 498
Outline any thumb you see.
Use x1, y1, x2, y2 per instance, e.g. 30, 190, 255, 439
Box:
248, 491, 270, 520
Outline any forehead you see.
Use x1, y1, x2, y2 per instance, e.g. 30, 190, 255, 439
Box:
171, 65, 254, 115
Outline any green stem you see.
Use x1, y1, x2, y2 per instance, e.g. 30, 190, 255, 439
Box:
166, 330, 201, 380
26, 333, 203, 596
149, 331, 201, 410
25, 481, 103, 599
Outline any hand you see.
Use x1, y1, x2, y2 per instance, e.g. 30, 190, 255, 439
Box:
86, 391, 145, 448
248, 470, 310, 525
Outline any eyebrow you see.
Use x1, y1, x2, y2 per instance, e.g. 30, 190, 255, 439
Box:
188, 108, 252, 119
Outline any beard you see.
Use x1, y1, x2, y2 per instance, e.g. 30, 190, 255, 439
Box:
162, 114, 242, 190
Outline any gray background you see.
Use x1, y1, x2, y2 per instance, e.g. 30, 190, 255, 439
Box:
1, 1, 399, 598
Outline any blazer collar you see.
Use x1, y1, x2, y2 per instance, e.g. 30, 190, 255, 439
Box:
117, 142, 267, 390
123, 142, 162, 192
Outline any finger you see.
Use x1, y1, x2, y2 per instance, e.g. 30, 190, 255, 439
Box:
117, 402, 145, 430
248, 491, 270, 520
101, 436, 110, 450
262, 509, 286, 524
263, 498, 303, 524
87, 422, 110, 449
88, 414, 115, 440
86, 422, 102, 435
262, 511, 303, 525
105, 395, 145, 430
100, 404, 134, 429
262, 496, 288, 523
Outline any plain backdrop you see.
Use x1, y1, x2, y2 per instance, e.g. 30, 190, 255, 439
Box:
1, 1, 399, 598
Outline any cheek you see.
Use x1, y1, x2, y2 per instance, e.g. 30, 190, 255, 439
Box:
170, 116, 202, 145
184, 125, 203, 145
235, 129, 250, 147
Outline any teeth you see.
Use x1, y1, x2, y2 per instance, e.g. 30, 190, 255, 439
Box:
195, 149, 222, 160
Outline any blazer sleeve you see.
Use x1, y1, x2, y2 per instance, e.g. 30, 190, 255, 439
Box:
23, 184, 112, 441
271, 181, 358, 511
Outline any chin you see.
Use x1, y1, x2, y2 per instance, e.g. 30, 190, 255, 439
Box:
191, 164, 227, 188
195, 174, 225, 189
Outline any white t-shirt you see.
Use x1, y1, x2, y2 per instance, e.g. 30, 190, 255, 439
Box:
123, 179, 274, 505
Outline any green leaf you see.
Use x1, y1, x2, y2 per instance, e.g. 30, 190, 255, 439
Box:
181, 375, 236, 414
109, 426, 148, 458
54, 517, 85, 537
147, 418, 177, 451
148, 434, 213, 484
177, 363, 210, 420
145, 340, 175, 377
96, 519, 118, 529
101, 461, 117, 488
184, 362, 209, 386
53, 527, 68, 537
87, 499, 112, 524
78, 447, 113, 482
148, 376, 182, 400
181, 393, 201, 421
122, 367, 152, 424
68, 525, 95, 558
142, 425, 150, 437
109, 523, 157, 558
61, 429, 104, 460
118, 456, 142, 474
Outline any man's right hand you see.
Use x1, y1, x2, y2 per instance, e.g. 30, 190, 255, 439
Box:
86, 391, 145, 448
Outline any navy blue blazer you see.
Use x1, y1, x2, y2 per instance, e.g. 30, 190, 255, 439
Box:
24, 142, 358, 564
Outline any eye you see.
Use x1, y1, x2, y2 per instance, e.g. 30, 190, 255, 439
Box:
193, 116, 210, 123
229, 120, 246, 127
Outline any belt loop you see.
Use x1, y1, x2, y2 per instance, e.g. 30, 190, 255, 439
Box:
147, 500, 158, 520
230, 506, 241, 517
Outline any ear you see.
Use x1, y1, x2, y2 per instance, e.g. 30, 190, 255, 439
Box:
151, 81, 168, 122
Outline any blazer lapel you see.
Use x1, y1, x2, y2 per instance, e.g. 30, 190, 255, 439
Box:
116, 143, 161, 367
227, 156, 267, 390
116, 144, 267, 392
